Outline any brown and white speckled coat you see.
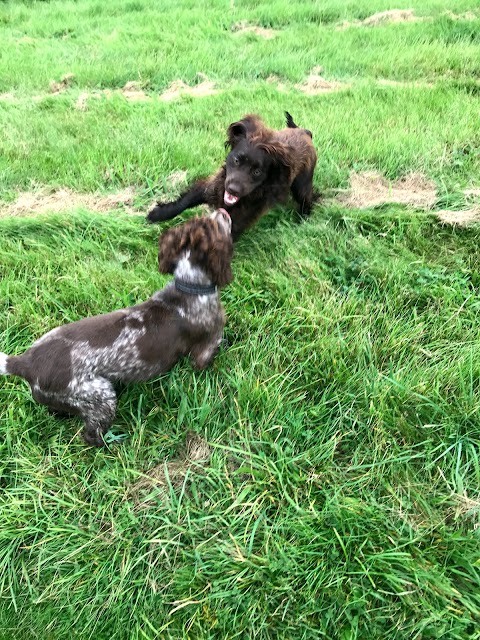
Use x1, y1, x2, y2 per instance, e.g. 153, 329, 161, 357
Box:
0, 211, 233, 447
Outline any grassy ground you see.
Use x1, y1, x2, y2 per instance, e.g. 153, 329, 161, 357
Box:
1, 0, 480, 638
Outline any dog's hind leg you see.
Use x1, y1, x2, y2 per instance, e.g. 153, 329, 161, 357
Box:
147, 180, 209, 223
32, 378, 116, 446
291, 168, 315, 218
77, 378, 117, 447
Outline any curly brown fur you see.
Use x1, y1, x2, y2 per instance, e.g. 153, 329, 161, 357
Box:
159, 214, 233, 287
147, 112, 317, 241
0, 211, 233, 447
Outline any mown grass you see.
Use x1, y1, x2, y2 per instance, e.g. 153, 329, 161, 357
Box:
1, 1, 480, 639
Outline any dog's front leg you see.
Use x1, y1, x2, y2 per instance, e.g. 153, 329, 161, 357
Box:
190, 332, 224, 370
147, 180, 209, 223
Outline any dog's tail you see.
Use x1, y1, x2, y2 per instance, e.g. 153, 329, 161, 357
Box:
0, 352, 27, 378
285, 111, 313, 139
0, 352, 9, 375
285, 111, 297, 128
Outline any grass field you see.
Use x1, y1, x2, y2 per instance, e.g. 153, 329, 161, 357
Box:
1, 0, 480, 638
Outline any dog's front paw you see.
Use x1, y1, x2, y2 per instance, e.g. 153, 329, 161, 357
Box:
82, 426, 107, 447
147, 203, 173, 224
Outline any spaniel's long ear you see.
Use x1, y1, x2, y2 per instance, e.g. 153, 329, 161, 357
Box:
225, 114, 262, 149
206, 237, 234, 288
158, 225, 188, 274
258, 140, 292, 170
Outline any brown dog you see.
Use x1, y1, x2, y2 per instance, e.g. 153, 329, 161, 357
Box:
147, 112, 317, 240
0, 211, 233, 446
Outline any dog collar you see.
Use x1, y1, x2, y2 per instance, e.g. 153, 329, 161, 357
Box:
175, 280, 217, 296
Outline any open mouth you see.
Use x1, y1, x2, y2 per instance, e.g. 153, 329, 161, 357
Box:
224, 191, 239, 206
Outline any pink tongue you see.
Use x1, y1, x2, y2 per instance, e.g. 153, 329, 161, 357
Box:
224, 191, 239, 206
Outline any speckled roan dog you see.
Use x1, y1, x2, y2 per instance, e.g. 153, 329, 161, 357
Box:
0, 210, 233, 446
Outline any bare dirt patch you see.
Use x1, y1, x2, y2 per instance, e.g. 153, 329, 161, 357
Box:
76, 78, 218, 109
336, 171, 437, 209
464, 188, 480, 200
362, 9, 418, 26
296, 70, 349, 95
76, 82, 149, 109
231, 21, 278, 39
0, 187, 137, 218
435, 207, 480, 227
75, 91, 96, 110
160, 76, 218, 101
121, 80, 151, 102
49, 73, 75, 94
130, 432, 211, 506
338, 9, 421, 30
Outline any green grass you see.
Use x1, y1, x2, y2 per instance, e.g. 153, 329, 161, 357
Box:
1, 1, 480, 638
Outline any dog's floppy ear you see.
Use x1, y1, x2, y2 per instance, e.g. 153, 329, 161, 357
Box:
225, 114, 261, 149
158, 225, 188, 274
258, 140, 292, 169
207, 237, 234, 288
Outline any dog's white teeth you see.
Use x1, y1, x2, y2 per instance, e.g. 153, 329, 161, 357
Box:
224, 191, 239, 206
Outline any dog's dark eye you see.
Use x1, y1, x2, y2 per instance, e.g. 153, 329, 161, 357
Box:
253, 168, 261, 177
233, 157, 239, 166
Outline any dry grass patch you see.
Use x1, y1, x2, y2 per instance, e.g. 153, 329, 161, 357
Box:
130, 432, 212, 507
121, 80, 151, 102
0, 187, 137, 217
334, 172, 480, 227
160, 76, 218, 102
361, 9, 419, 26
231, 21, 278, 39
449, 494, 480, 531
76, 78, 218, 108
464, 188, 480, 200
76, 82, 150, 109
75, 91, 97, 110
49, 73, 75, 94
296, 67, 349, 95
336, 171, 437, 209
166, 170, 188, 187
338, 9, 422, 30
435, 207, 480, 227
443, 10, 478, 21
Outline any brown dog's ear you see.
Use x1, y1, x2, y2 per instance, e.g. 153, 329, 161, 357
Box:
225, 114, 262, 149
158, 225, 187, 274
258, 140, 292, 169
206, 237, 233, 288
